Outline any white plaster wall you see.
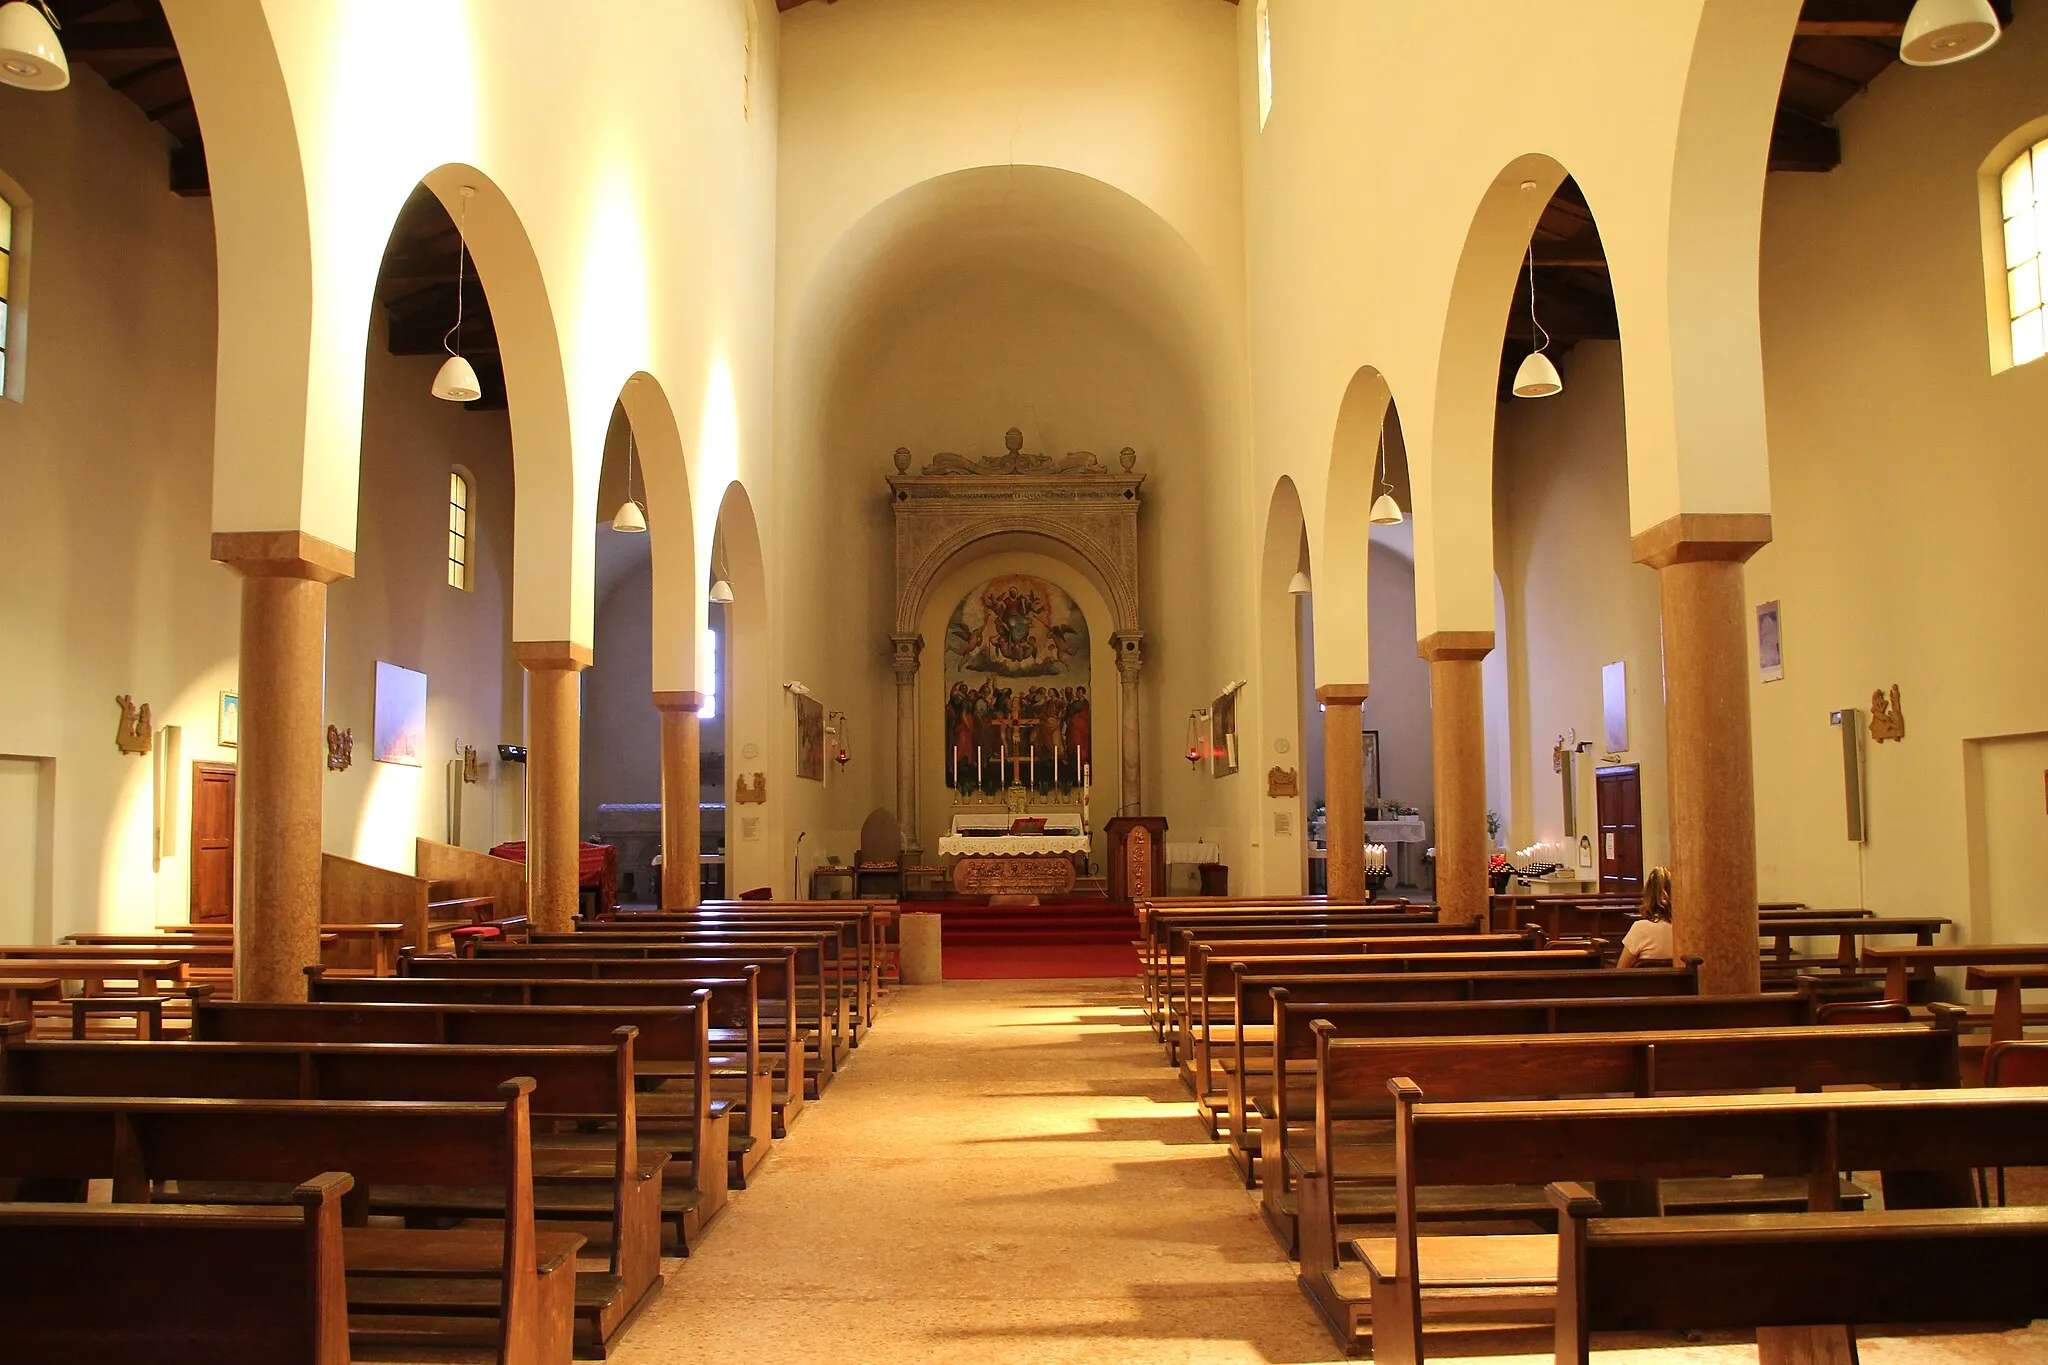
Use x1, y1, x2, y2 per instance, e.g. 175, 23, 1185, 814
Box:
0, 66, 228, 936
323, 346, 519, 872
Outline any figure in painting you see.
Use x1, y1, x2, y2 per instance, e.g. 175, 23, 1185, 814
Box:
944, 574, 1091, 797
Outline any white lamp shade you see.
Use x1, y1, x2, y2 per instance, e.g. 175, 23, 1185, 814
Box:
431, 354, 482, 402
1369, 492, 1405, 526
708, 579, 735, 603
1900, 0, 2001, 65
1512, 349, 1564, 398
1286, 570, 1312, 596
611, 499, 647, 533
0, 3, 68, 91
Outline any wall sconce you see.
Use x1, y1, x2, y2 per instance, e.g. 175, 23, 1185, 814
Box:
826, 711, 850, 769
783, 681, 812, 697
1185, 709, 1209, 767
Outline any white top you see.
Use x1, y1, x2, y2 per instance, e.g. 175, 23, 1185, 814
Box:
937, 833, 1091, 857
1363, 819, 1430, 844
1621, 917, 1674, 963
1165, 842, 1221, 865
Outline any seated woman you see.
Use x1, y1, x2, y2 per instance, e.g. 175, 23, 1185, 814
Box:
1616, 866, 1674, 968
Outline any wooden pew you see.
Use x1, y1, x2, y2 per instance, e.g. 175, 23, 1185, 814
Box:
617, 903, 887, 1031
1302, 1020, 1974, 1359
0, 1026, 666, 1355
472, 932, 854, 1080
1142, 906, 1435, 1032
186, 996, 730, 1253
1968, 964, 2048, 1044
1551, 1187, 2048, 1365
411, 946, 829, 1107
0, 1084, 579, 1365
1758, 914, 1951, 983
1866, 942, 2048, 1006
0, 1171, 354, 1364
306, 965, 782, 1181
70, 924, 407, 979
1245, 988, 1825, 1251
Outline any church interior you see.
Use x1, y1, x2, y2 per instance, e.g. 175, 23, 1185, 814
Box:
1, 0, 2046, 1360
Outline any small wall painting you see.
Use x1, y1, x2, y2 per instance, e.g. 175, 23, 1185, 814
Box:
1602, 660, 1629, 754
1210, 689, 1239, 777
795, 693, 825, 782
1756, 601, 1784, 683
1363, 729, 1381, 806
217, 691, 239, 748
372, 661, 428, 767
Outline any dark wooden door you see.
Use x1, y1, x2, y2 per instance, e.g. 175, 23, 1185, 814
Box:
1595, 765, 1643, 897
190, 762, 236, 923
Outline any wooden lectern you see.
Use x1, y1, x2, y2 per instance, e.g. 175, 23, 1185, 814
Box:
1105, 815, 1168, 904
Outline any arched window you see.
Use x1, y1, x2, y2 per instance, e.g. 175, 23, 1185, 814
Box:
0, 191, 15, 398
1255, 0, 1273, 130
447, 467, 474, 591
2001, 137, 2047, 368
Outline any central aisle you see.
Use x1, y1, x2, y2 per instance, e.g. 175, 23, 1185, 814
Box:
627, 977, 1340, 1363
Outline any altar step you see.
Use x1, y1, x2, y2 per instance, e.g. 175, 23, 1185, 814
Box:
934, 903, 1140, 949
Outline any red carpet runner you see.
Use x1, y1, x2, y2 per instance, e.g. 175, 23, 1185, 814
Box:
926, 900, 1141, 979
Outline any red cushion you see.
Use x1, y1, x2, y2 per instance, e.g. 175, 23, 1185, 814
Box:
449, 925, 501, 940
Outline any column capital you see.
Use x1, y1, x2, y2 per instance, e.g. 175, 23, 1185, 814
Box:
1111, 630, 1145, 681
1314, 683, 1370, 707
1631, 513, 1772, 569
212, 530, 355, 584
515, 640, 594, 671
1418, 631, 1495, 663
890, 633, 923, 678
653, 690, 706, 714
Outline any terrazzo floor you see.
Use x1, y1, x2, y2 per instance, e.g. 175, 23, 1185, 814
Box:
400, 977, 2048, 1364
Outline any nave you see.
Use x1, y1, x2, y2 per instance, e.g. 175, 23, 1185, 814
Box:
409, 974, 2047, 1365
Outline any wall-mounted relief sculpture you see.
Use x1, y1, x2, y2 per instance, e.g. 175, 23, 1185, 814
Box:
1869, 685, 1906, 743
734, 772, 768, 804
460, 744, 482, 783
326, 724, 354, 772
1267, 766, 1300, 798
114, 695, 153, 756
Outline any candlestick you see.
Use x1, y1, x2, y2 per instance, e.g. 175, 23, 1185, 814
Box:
977, 745, 983, 785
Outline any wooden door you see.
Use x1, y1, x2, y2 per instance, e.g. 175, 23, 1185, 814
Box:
190, 762, 236, 923
1595, 765, 1643, 898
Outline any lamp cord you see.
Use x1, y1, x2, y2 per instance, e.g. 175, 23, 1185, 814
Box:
444, 194, 469, 360
1526, 244, 1551, 355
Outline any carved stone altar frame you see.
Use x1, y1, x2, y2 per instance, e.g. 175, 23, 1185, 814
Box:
888, 429, 1145, 859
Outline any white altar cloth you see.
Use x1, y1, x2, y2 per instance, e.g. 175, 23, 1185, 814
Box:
1165, 842, 1221, 865
1363, 818, 1429, 844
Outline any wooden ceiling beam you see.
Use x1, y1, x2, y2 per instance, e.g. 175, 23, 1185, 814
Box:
58, 19, 176, 56
1768, 104, 1842, 172
169, 137, 208, 196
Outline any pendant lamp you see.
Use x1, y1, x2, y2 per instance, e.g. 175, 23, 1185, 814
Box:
432, 187, 483, 402
1900, 0, 2001, 65
1369, 427, 1405, 525
612, 427, 647, 532
1513, 244, 1563, 399
1286, 570, 1312, 596
0, 2, 67, 92
708, 579, 735, 603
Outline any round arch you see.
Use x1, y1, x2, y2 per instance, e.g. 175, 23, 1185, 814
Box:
1319, 365, 1402, 683
612, 373, 698, 694
712, 480, 772, 892
1256, 475, 1312, 892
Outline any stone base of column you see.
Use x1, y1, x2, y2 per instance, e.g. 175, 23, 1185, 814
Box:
1636, 515, 1770, 996
520, 642, 592, 933
1420, 633, 1494, 929
655, 691, 704, 912
1317, 684, 1369, 904
213, 531, 354, 1004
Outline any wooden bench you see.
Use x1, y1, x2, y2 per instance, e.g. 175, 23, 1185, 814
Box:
0, 975, 63, 1024
70, 924, 407, 979
187, 996, 730, 1254
0, 1084, 578, 1365
1863, 942, 2048, 1005
1551, 1187, 2048, 1365
606, 904, 886, 1033
407, 947, 824, 1112
1758, 914, 1951, 979
0, 1026, 665, 1355
0, 1170, 354, 1364
1968, 964, 2048, 1044
1309, 1027, 1989, 1360
1142, 907, 1436, 1032
307, 964, 784, 1181
1246, 988, 1828, 1251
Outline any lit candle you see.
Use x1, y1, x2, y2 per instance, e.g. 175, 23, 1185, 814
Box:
977, 745, 983, 784
1031, 748, 1036, 787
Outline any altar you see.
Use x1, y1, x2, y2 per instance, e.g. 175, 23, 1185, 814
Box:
939, 811, 1089, 896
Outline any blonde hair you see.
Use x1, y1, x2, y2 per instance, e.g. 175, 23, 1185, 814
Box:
1641, 867, 1673, 921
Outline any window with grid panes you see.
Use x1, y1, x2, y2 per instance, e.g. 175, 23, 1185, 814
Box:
0, 196, 13, 395
448, 469, 473, 590
2001, 137, 2048, 368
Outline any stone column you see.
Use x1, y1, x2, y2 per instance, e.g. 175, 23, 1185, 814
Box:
890, 634, 923, 860
1635, 514, 1771, 996
1111, 631, 1145, 814
654, 690, 704, 911
1317, 684, 1369, 902
1420, 632, 1493, 927
518, 642, 591, 933
212, 532, 353, 1003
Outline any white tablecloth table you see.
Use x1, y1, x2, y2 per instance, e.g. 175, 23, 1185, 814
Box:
936, 834, 1092, 857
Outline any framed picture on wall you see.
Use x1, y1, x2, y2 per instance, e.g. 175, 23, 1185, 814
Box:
795, 692, 825, 782
372, 661, 428, 767
1756, 601, 1784, 683
1210, 689, 1240, 777
217, 691, 239, 748
1362, 729, 1381, 805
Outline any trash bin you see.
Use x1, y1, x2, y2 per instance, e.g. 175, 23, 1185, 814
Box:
1197, 862, 1229, 897
900, 911, 943, 984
